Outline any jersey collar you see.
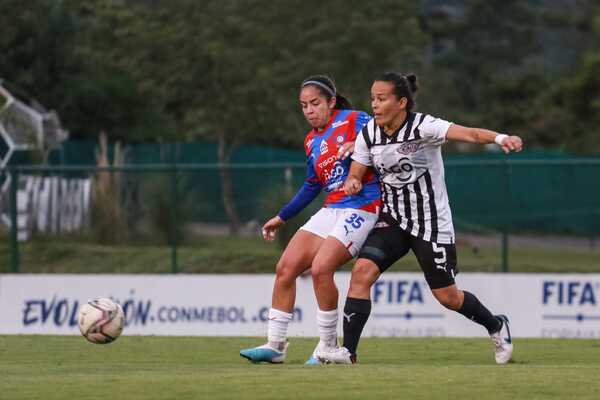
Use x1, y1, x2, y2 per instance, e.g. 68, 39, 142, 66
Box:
382, 112, 414, 143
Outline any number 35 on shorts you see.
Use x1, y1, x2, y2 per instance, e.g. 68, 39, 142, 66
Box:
344, 213, 365, 229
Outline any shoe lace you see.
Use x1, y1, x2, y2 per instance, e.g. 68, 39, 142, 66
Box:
320, 346, 348, 358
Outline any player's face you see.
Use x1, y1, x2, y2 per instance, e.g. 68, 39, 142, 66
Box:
300, 86, 335, 129
371, 81, 408, 128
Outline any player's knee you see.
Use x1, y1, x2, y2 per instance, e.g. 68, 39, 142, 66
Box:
275, 259, 300, 286
350, 261, 379, 291
433, 289, 461, 310
311, 262, 334, 285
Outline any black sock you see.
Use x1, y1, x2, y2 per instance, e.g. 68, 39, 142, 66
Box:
458, 291, 501, 334
342, 297, 371, 355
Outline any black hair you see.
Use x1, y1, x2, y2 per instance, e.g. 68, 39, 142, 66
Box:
375, 72, 418, 112
300, 75, 353, 110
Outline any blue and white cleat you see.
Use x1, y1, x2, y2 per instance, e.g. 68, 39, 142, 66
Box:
491, 314, 513, 364
240, 342, 288, 364
304, 342, 326, 365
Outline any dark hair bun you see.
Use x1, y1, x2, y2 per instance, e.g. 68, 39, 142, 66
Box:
405, 74, 418, 93
375, 71, 418, 112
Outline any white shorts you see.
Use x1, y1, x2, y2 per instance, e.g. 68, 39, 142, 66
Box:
300, 208, 378, 257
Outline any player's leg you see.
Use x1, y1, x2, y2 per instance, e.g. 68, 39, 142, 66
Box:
240, 229, 323, 363
433, 284, 512, 364
316, 224, 411, 364
411, 238, 512, 364
272, 229, 323, 312
306, 236, 352, 363
308, 208, 378, 364
341, 258, 380, 355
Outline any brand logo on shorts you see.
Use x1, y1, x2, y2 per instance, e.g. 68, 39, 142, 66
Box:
344, 225, 354, 236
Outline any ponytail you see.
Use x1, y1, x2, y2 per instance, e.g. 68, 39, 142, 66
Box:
333, 93, 353, 109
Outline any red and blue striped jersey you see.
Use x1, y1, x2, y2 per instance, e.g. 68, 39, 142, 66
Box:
278, 110, 380, 221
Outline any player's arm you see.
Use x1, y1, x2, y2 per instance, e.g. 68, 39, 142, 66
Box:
262, 163, 322, 241
343, 160, 369, 195
343, 123, 373, 195
446, 124, 523, 154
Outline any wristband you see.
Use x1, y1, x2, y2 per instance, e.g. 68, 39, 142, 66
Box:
494, 134, 508, 145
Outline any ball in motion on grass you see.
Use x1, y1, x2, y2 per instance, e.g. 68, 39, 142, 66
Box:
78, 298, 124, 344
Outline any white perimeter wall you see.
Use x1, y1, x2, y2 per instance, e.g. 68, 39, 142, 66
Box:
1, 273, 599, 338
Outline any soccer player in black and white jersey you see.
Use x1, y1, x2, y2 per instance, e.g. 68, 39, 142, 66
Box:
315, 72, 523, 365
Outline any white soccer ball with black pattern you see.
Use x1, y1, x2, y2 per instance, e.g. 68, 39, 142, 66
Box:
78, 298, 125, 344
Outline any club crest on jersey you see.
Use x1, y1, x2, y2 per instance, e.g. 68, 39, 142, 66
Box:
397, 141, 422, 155
331, 120, 349, 129
320, 140, 329, 154
336, 135, 344, 144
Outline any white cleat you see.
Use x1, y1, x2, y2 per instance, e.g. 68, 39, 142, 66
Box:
490, 314, 513, 364
315, 346, 356, 364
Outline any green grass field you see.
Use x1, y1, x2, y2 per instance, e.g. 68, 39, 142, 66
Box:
1, 235, 599, 274
1, 336, 599, 400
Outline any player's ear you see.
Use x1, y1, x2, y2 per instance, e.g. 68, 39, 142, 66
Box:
398, 97, 408, 110
328, 96, 337, 110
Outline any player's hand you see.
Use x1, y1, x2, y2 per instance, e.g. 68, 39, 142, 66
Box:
262, 216, 284, 241
337, 141, 355, 160
499, 135, 523, 154
343, 176, 362, 195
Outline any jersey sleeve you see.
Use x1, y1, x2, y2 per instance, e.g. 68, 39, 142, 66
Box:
420, 114, 453, 145
355, 111, 372, 132
303, 133, 315, 156
345, 111, 371, 142
277, 157, 322, 221
351, 125, 373, 166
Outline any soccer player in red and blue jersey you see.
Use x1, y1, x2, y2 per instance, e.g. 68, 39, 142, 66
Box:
240, 75, 380, 364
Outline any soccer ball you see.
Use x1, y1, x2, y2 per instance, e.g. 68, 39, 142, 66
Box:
78, 298, 125, 344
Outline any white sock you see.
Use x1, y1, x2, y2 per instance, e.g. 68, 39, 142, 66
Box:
317, 308, 339, 349
267, 308, 293, 350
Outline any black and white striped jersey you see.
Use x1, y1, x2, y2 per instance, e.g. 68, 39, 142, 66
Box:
352, 112, 455, 244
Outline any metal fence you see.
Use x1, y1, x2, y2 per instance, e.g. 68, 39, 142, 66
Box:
1, 159, 599, 274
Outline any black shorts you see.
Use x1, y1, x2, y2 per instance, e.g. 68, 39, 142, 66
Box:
357, 225, 458, 289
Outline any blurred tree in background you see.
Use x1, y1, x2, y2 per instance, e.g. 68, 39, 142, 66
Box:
527, 0, 600, 154
61, 0, 426, 231
420, 0, 543, 153
2, 0, 599, 233
1, 0, 599, 152
0, 0, 174, 142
